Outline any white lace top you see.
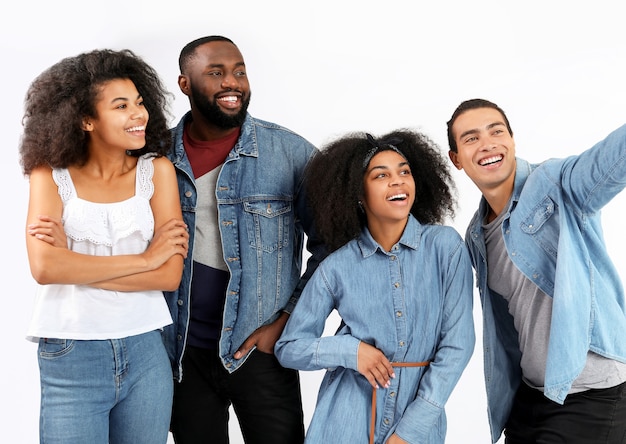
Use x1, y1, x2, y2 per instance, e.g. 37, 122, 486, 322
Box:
26, 154, 173, 341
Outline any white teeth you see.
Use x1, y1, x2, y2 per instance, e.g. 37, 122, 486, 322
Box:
387, 193, 407, 201
480, 155, 502, 166
219, 96, 238, 102
126, 126, 145, 132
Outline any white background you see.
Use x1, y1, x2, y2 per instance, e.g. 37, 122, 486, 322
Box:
3, 1, 626, 443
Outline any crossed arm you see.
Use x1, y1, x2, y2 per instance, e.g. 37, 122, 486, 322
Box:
25, 158, 189, 292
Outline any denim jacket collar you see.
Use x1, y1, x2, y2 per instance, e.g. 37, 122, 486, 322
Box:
171, 111, 259, 162
470, 157, 534, 240
358, 215, 422, 258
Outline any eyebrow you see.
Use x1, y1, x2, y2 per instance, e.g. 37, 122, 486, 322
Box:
368, 161, 410, 172
207, 61, 246, 69
110, 94, 142, 105
458, 121, 506, 140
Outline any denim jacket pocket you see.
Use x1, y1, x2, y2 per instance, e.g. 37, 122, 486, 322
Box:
519, 196, 558, 256
243, 199, 292, 252
39, 338, 75, 359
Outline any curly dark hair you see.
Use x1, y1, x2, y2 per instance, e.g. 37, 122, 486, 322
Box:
305, 129, 457, 252
19, 49, 173, 175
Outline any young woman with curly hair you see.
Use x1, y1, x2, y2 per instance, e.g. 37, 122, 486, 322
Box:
20, 49, 188, 444
276, 130, 475, 444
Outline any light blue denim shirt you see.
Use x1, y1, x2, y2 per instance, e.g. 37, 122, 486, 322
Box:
162, 112, 325, 379
275, 216, 475, 444
465, 124, 626, 443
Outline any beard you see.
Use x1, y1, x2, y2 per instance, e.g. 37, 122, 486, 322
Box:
191, 87, 251, 129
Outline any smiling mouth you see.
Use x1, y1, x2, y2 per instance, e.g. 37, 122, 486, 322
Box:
126, 126, 145, 132
218, 95, 239, 103
479, 155, 503, 166
387, 193, 408, 202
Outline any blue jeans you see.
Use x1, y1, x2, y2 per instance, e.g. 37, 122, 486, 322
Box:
38, 330, 173, 444
505, 380, 626, 443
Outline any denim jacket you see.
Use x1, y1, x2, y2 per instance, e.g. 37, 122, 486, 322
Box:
163, 112, 324, 379
276, 216, 475, 444
465, 124, 626, 443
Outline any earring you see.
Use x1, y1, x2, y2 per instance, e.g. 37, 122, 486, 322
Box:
358, 200, 364, 212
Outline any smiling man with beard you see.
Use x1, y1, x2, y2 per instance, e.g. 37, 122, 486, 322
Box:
163, 35, 325, 444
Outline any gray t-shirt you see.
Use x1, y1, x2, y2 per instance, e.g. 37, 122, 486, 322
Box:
484, 207, 626, 392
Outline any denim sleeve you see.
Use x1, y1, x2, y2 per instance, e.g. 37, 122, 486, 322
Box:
559, 123, 626, 213
275, 264, 360, 372
394, 239, 476, 443
284, 146, 329, 314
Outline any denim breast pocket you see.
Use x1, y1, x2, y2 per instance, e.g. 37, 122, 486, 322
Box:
519, 196, 558, 256
243, 199, 292, 252
38, 338, 75, 359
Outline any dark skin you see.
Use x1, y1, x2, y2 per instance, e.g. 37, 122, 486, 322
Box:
178, 41, 249, 141
178, 40, 288, 359
234, 312, 290, 359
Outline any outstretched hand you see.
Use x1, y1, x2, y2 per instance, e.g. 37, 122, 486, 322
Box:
357, 341, 395, 389
27, 215, 67, 248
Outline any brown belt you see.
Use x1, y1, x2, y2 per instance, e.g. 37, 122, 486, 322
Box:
369, 361, 430, 444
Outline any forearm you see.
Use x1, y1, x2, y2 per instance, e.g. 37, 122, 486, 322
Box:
90, 255, 184, 292
28, 243, 155, 286
276, 333, 361, 371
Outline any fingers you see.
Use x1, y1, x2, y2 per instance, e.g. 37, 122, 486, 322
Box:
369, 363, 395, 389
153, 219, 189, 258
173, 228, 189, 258
160, 219, 189, 241
28, 232, 56, 244
232, 322, 282, 359
234, 335, 257, 360
169, 219, 189, 258
385, 433, 409, 444
143, 219, 191, 268
159, 218, 188, 231
357, 342, 395, 389
28, 215, 61, 233
27, 215, 67, 247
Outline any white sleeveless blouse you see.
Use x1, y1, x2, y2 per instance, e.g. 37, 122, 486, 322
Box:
26, 154, 173, 341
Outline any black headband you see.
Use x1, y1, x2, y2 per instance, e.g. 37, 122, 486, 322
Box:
363, 133, 405, 169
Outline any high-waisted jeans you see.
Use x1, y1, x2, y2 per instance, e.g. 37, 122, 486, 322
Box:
37, 330, 173, 444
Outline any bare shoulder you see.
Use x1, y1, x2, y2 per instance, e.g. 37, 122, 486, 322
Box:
28, 165, 56, 191
29, 164, 54, 180
27, 165, 63, 219
151, 155, 175, 174
148, 156, 179, 208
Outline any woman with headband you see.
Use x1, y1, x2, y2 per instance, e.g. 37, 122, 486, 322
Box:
275, 129, 475, 443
